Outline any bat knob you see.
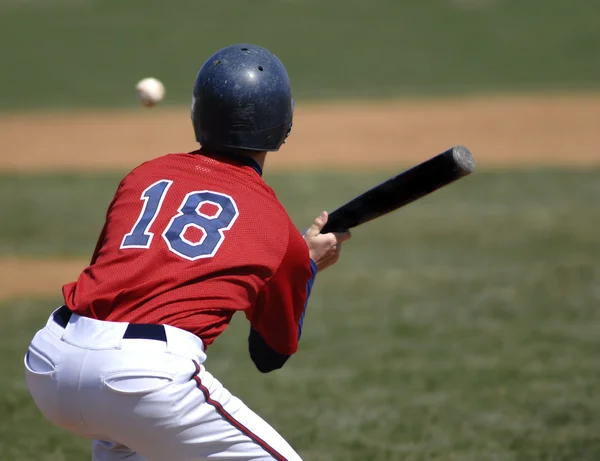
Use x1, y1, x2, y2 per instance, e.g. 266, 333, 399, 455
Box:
452, 145, 476, 174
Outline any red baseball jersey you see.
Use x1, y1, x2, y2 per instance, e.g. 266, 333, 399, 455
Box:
62, 151, 314, 355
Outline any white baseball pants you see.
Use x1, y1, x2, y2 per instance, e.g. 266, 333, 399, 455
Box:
24, 307, 302, 461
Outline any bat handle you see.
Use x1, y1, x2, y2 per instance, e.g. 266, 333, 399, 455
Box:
320, 214, 349, 234
320, 224, 347, 234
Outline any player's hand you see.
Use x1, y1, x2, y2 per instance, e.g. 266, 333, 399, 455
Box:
303, 211, 351, 272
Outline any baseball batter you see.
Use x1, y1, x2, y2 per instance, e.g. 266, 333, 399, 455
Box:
23, 44, 351, 461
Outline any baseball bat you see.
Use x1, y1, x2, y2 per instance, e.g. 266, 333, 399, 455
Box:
320, 145, 475, 234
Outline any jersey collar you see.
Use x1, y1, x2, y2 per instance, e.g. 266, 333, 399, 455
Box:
193, 149, 263, 177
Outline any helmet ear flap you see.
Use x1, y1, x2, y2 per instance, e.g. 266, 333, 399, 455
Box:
191, 95, 200, 142
282, 99, 294, 145
283, 121, 292, 145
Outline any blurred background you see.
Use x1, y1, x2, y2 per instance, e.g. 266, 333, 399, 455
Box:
1, 1, 599, 460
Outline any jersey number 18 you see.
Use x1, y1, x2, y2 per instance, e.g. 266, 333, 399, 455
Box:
120, 179, 239, 261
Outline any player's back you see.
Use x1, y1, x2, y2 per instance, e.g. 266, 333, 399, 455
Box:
63, 151, 295, 348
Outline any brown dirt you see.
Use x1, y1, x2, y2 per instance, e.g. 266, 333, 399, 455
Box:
1, 92, 599, 173
1, 93, 598, 300
0, 259, 85, 300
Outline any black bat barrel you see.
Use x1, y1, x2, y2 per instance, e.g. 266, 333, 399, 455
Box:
321, 146, 475, 234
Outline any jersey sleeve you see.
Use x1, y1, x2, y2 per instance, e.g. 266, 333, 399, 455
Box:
245, 220, 316, 358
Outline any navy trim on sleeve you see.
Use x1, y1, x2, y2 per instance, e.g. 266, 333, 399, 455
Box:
298, 259, 318, 339
247, 259, 318, 373
248, 328, 290, 373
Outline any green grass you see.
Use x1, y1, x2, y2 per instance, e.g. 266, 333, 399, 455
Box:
1, 170, 600, 460
0, 169, 598, 260
1, 0, 600, 110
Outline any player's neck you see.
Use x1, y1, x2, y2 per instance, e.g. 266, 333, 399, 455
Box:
245, 152, 266, 170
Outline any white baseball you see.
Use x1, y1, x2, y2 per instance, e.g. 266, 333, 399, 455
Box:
135, 77, 165, 107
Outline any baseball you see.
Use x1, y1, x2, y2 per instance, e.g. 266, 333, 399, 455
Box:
135, 77, 165, 107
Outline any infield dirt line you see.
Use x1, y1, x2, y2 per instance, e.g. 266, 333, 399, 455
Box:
0, 258, 86, 301
0, 92, 599, 173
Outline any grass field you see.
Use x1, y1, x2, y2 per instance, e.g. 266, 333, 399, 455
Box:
2, 1, 600, 459
1, 170, 599, 460
1, 0, 600, 110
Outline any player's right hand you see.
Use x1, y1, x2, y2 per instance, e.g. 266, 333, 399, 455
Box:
303, 211, 351, 272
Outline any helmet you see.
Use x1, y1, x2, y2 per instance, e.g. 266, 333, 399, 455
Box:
191, 44, 294, 152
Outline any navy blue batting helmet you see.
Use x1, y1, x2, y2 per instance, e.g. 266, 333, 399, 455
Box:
191, 44, 294, 152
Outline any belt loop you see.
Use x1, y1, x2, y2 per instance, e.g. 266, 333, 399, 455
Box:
46, 305, 70, 338
163, 324, 206, 362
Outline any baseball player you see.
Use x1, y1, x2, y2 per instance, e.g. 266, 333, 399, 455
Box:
23, 44, 351, 461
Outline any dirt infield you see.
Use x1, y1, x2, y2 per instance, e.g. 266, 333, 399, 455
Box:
1, 93, 599, 300
0, 259, 84, 301
1, 93, 599, 172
